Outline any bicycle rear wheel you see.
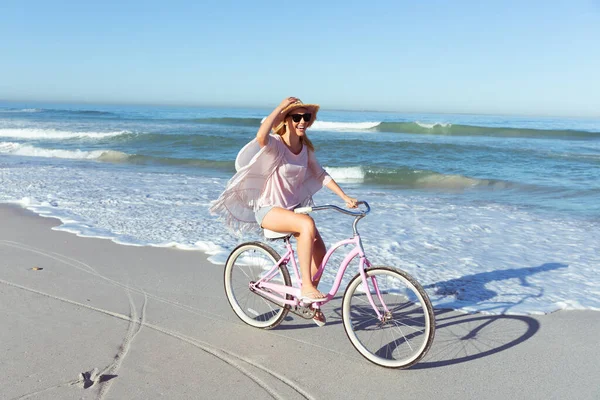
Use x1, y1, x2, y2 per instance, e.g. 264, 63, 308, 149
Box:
224, 242, 291, 329
342, 267, 435, 368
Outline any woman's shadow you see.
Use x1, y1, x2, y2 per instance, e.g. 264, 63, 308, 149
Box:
425, 262, 567, 312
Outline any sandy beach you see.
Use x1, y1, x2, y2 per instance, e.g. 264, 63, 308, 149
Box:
1, 203, 599, 400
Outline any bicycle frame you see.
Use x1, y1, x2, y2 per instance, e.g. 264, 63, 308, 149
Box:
250, 203, 391, 320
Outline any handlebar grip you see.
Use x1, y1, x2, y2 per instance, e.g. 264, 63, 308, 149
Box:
294, 206, 313, 214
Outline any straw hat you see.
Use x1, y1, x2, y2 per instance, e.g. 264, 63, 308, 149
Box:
273, 101, 320, 135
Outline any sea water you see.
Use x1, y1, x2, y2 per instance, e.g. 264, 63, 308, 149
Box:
1, 101, 599, 315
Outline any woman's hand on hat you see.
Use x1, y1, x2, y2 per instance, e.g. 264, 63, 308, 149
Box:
271, 97, 298, 128
278, 97, 300, 111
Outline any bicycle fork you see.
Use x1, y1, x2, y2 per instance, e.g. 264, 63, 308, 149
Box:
359, 259, 393, 324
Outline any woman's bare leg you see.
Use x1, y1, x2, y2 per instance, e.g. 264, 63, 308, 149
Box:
261, 207, 325, 298
311, 231, 326, 287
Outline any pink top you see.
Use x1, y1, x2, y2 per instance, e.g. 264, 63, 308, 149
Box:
258, 135, 331, 209
210, 134, 332, 232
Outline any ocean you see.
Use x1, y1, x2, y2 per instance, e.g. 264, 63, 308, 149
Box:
1, 101, 599, 315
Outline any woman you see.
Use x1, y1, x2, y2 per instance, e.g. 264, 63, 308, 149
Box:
211, 96, 357, 304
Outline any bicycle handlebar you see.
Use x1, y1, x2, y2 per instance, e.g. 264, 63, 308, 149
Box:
294, 201, 370, 217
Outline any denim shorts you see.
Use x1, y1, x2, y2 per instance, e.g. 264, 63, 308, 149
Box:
255, 206, 275, 227
255, 204, 301, 227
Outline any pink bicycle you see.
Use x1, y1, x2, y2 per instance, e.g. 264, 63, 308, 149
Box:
224, 201, 435, 368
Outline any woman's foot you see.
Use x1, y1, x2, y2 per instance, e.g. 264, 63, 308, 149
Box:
300, 288, 326, 303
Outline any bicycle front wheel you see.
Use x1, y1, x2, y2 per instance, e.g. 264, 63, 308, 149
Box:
342, 267, 435, 368
224, 242, 291, 329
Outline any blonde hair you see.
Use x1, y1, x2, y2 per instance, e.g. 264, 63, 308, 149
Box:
301, 135, 315, 152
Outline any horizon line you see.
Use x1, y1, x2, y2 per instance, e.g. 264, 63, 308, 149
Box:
1, 98, 599, 120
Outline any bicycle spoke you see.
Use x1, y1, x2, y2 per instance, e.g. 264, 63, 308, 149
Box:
388, 321, 414, 352
224, 243, 291, 329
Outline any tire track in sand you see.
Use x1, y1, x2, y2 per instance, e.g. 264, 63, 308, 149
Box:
1, 241, 314, 399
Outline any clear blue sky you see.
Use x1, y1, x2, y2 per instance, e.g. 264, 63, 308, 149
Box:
1, 0, 599, 116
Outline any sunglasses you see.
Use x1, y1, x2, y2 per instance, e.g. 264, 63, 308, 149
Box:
290, 113, 312, 123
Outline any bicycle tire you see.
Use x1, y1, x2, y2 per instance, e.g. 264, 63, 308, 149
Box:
224, 242, 292, 329
341, 266, 435, 368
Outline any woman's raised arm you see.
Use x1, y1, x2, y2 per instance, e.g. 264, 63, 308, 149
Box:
256, 97, 300, 147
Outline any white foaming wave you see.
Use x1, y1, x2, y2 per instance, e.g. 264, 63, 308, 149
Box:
0, 128, 130, 139
259, 117, 380, 131
312, 121, 381, 131
415, 121, 452, 129
324, 166, 365, 182
4, 166, 600, 316
416, 174, 509, 189
416, 174, 481, 189
0, 141, 129, 161
0, 108, 42, 113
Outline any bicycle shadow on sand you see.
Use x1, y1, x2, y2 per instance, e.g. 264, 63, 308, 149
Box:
413, 261, 567, 369
281, 262, 567, 369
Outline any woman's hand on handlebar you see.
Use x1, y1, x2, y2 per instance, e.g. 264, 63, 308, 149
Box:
343, 195, 358, 209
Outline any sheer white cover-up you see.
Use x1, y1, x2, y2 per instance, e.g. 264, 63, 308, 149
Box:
210, 134, 331, 232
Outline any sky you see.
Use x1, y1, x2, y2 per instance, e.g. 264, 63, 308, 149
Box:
1, 0, 599, 117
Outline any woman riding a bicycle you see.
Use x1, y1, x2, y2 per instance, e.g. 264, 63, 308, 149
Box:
211, 96, 357, 304
215, 100, 435, 367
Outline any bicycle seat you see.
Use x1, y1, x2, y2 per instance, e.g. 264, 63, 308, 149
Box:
263, 228, 292, 240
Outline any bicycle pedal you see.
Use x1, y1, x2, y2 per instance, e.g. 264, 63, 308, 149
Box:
299, 307, 315, 319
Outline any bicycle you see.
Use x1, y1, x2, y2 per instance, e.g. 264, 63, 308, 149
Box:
223, 201, 435, 368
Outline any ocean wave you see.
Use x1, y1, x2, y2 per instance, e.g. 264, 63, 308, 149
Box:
114, 132, 240, 149
0, 142, 129, 161
0, 128, 131, 140
0, 108, 43, 113
190, 118, 381, 131
125, 155, 233, 170
0, 141, 233, 169
67, 110, 115, 115
415, 121, 452, 129
312, 121, 381, 131
325, 165, 513, 190
323, 166, 367, 182
188, 116, 599, 139
372, 121, 599, 139
193, 118, 382, 131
